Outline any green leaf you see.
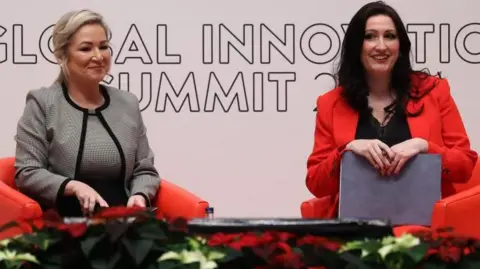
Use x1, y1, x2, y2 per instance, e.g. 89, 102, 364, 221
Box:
361, 252, 382, 264
83, 223, 107, 237
384, 252, 415, 269
41, 264, 63, 269
146, 261, 162, 269
41, 253, 62, 267
404, 243, 429, 263
105, 222, 130, 243
216, 247, 242, 263
105, 251, 122, 269
342, 240, 383, 258
80, 234, 106, 257
3, 260, 26, 269
421, 261, 448, 269
90, 258, 108, 269
156, 260, 201, 269
135, 222, 167, 241
164, 243, 191, 253
121, 238, 154, 266
19, 231, 59, 250
180, 262, 201, 269
156, 260, 179, 269
457, 258, 480, 269
88, 252, 124, 269
339, 251, 375, 269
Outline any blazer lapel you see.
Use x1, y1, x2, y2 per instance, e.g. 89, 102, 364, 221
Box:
332, 96, 430, 146
333, 99, 358, 147
406, 100, 430, 140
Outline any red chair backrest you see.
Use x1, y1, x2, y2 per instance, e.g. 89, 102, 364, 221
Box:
451, 160, 480, 194
0, 157, 15, 188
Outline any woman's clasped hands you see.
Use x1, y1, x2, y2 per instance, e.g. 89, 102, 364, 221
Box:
345, 138, 428, 176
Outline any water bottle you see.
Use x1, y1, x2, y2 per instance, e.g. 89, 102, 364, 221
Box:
205, 207, 214, 219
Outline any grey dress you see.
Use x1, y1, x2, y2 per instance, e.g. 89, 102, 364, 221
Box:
14, 82, 161, 216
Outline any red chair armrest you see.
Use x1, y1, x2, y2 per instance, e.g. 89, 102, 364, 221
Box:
0, 181, 42, 224
154, 179, 209, 220
0, 181, 43, 239
432, 185, 480, 239
300, 196, 332, 218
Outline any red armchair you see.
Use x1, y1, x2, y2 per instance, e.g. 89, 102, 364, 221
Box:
301, 160, 480, 238
0, 156, 209, 239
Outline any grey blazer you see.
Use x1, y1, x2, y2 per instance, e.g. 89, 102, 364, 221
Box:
14, 82, 160, 208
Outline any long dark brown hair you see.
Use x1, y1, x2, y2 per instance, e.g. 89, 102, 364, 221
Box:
335, 1, 439, 116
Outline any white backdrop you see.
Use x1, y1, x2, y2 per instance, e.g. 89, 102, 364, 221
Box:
0, 0, 479, 218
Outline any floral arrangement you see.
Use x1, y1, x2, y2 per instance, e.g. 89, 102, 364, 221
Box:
0, 207, 478, 269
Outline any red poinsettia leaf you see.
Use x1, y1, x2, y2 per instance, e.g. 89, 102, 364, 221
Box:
208, 233, 242, 246
271, 252, 304, 269
42, 209, 63, 223
57, 223, 88, 238
229, 233, 261, 250
93, 206, 144, 219
275, 242, 293, 255
297, 235, 341, 251
438, 245, 463, 262
274, 232, 295, 242
168, 217, 189, 233
256, 232, 275, 245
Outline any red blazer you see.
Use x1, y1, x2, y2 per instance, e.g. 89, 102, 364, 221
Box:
305, 74, 478, 218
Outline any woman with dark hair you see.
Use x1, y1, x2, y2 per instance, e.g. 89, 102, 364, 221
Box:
305, 1, 477, 218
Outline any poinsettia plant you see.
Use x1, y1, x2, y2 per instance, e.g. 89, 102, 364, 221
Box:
0, 207, 478, 269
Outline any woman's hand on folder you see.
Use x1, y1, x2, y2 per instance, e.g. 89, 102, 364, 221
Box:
386, 138, 428, 175
346, 139, 395, 175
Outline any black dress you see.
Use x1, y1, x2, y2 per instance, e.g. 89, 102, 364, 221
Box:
355, 104, 412, 146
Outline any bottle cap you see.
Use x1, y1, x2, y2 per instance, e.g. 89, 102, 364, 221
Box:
205, 207, 214, 213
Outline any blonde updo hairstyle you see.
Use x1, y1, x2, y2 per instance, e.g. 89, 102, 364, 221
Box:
52, 9, 111, 83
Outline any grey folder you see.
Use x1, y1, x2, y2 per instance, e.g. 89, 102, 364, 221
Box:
338, 151, 442, 226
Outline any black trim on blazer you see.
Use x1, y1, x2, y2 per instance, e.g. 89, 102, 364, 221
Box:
96, 112, 127, 198
54, 111, 88, 210
133, 192, 152, 207
55, 178, 73, 205
74, 112, 90, 179
61, 82, 110, 113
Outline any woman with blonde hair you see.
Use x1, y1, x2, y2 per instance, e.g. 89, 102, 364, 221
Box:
14, 10, 161, 217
